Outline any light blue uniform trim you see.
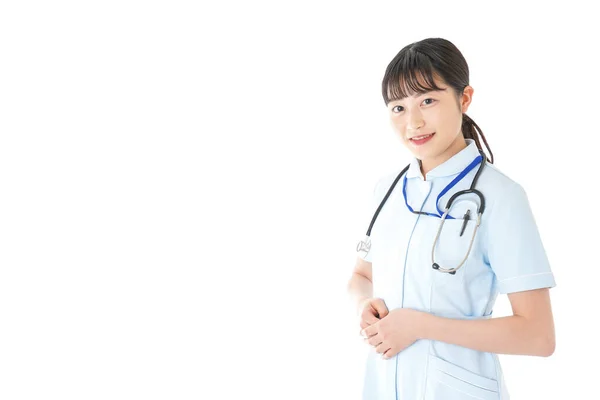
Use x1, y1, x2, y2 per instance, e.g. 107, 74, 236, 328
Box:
358, 139, 556, 399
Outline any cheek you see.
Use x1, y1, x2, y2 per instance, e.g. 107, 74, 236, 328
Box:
390, 117, 406, 131
438, 109, 462, 132
425, 112, 443, 128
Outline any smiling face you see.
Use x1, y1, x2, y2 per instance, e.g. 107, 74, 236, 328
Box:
386, 74, 474, 175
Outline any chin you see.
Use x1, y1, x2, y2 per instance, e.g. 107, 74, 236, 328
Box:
410, 147, 438, 160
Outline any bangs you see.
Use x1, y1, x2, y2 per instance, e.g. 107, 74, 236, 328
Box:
382, 51, 446, 105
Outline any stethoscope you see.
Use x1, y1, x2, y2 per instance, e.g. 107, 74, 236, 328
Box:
356, 149, 487, 275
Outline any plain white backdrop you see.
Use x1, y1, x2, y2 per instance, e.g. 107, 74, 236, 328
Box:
1, 1, 598, 399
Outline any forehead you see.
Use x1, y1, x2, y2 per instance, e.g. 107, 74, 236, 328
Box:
388, 88, 448, 103
386, 71, 449, 103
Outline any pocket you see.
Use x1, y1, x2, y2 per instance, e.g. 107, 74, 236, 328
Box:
424, 354, 499, 400
431, 213, 479, 286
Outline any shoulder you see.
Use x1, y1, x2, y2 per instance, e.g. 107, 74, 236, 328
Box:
478, 162, 527, 200
477, 162, 532, 222
372, 165, 408, 202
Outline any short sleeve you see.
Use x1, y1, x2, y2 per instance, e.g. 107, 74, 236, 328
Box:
484, 183, 556, 294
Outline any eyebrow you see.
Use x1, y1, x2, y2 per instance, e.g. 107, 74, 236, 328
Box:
389, 88, 447, 104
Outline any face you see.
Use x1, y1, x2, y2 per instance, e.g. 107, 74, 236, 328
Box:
387, 75, 474, 171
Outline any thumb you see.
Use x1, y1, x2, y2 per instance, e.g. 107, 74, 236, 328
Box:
371, 298, 389, 318
363, 308, 380, 326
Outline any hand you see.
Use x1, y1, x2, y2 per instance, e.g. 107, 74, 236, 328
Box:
360, 308, 425, 359
357, 297, 389, 334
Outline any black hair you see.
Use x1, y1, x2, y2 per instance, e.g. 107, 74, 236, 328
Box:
381, 38, 494, 163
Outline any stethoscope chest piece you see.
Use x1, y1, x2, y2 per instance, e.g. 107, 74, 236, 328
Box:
356, 235, 371, 255
432, 262, 454, 274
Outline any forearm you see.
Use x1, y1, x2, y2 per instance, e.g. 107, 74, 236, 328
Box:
421, 314, 553, 357
347, 273, 373, 314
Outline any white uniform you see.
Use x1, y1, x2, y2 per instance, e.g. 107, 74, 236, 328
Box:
358, 139, 556, 400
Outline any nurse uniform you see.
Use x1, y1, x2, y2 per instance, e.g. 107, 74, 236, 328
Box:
358, 138, 556, 400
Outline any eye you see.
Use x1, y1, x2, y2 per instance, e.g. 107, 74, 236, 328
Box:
423, 98, 436, 105
391, 105, 404, 113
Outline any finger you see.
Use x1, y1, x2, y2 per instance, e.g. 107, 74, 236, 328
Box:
360, 325, 376, 339
367, 334, 383, 347
362, 310, 379, 325
358, 312, 379, 333
372, 298, 389, 318
359, 320, 371, 331
382, 348, 395, 359
375, 342, 390, 355
358, 313, 378, 333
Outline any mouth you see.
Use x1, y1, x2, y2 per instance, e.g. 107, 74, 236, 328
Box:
409, 132, 435, 145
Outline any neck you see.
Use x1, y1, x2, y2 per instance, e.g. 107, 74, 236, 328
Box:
420, 136, 468, 179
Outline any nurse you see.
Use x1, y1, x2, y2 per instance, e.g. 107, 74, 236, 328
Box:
347, 38, 556, 400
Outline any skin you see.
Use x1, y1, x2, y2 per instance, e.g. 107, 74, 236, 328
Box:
387, 74, 473, 178
348, 74, 555, 360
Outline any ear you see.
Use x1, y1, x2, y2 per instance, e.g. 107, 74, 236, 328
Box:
460, 86, 474, 113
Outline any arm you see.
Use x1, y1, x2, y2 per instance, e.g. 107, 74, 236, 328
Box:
347, 256, 373, 314
420, 288, 555, 357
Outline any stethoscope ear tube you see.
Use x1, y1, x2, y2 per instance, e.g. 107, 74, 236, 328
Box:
357, 165, 410, 257
357, 150, 487, 272
431, 209, 482, 274
443, 188, 485, 214
364, 165, 410, 237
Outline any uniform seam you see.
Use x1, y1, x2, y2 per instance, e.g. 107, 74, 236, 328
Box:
498, 272, 553, 282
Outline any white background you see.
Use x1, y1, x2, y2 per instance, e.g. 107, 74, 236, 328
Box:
0, 1, 597, 399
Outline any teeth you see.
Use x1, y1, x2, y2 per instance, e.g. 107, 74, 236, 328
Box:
412, 134, 432, 140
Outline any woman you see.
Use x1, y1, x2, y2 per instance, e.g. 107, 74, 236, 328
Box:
347, 38, 556, 400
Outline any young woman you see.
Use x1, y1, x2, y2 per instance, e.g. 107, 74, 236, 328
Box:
347, 38, 556, 400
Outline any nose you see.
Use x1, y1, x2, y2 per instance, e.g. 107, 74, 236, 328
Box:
406, 109, 424, 132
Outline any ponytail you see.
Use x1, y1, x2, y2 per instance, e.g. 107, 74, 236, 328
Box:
462, 113, 494, 164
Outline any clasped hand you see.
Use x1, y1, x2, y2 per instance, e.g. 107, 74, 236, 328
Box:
357, 298, 425, 359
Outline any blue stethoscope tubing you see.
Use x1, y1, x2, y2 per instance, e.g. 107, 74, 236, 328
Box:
356, 149, 488, 274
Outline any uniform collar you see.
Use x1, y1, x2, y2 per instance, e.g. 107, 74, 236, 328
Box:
406, 139, 481, 180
